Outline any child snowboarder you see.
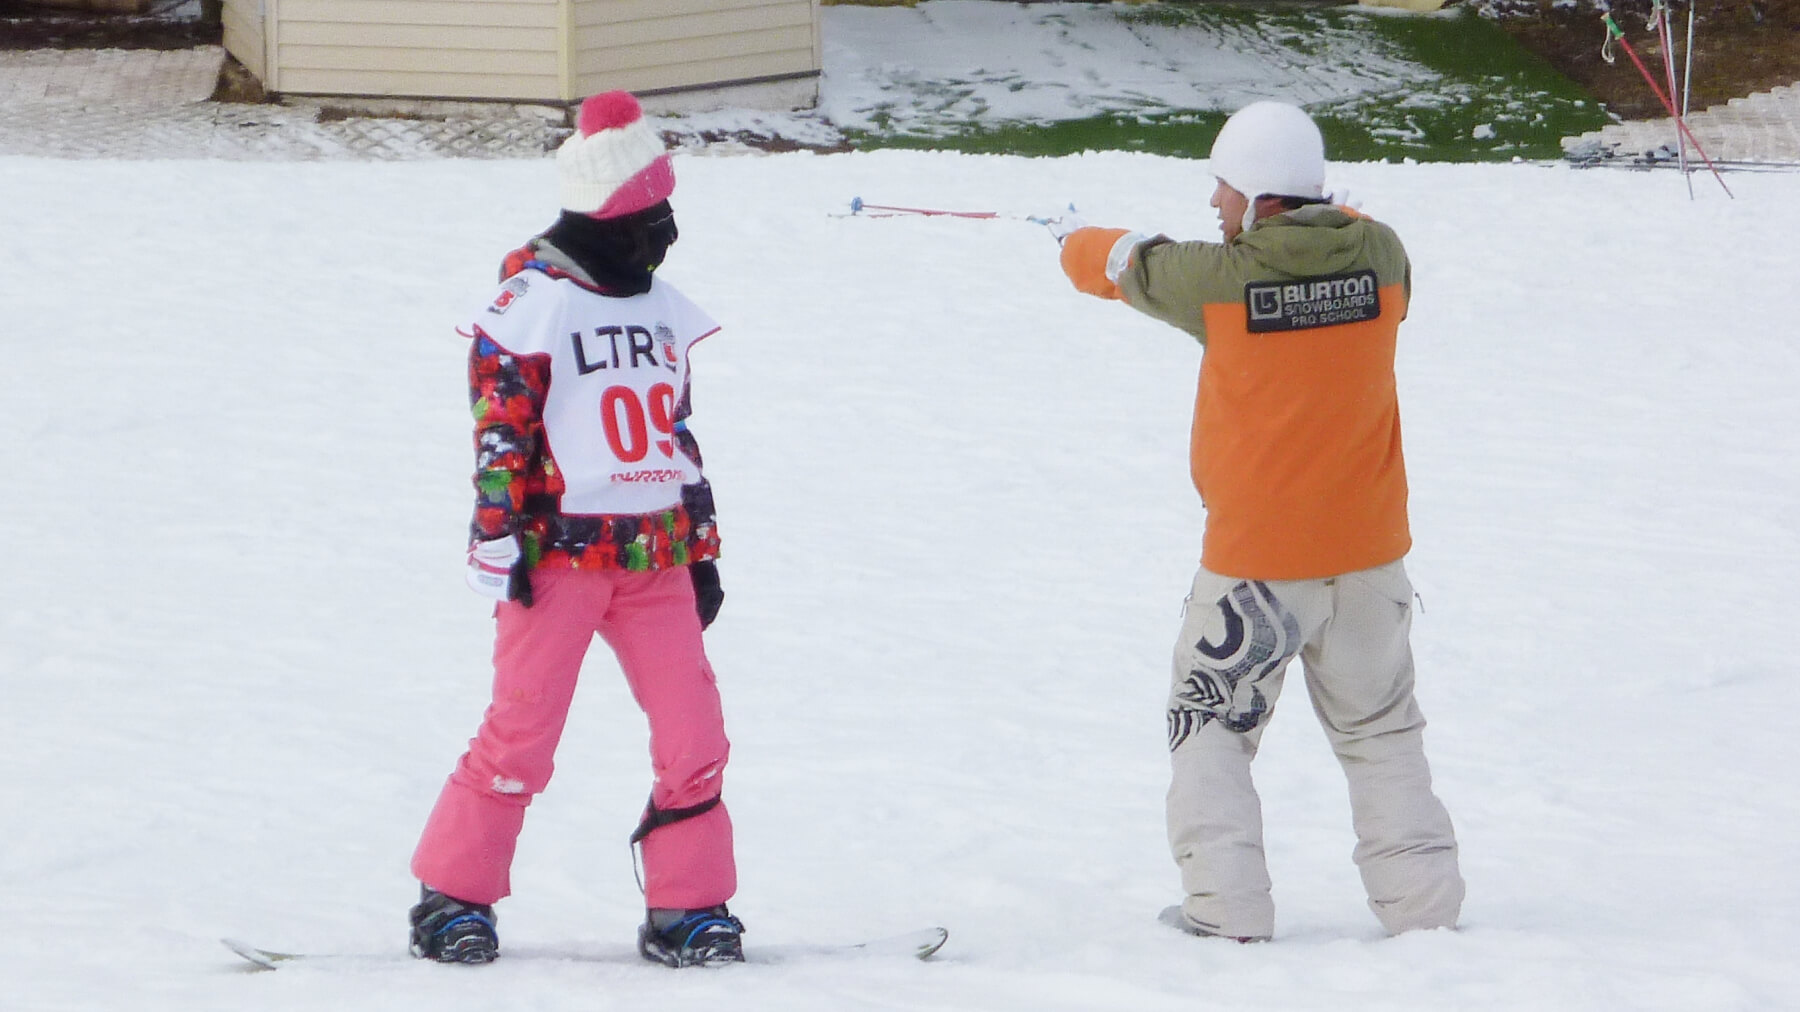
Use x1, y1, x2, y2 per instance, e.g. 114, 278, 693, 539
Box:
408, 90, 743, 967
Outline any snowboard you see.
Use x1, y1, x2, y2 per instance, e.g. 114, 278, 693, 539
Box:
222, 926, 947, 970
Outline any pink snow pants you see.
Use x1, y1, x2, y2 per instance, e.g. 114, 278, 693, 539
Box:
411, 565, 734, 909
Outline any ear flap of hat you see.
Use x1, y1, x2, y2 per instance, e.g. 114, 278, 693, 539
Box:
1209, 101, 1326, 230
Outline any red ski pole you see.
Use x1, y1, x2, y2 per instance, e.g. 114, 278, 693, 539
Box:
849, 197, 999, 219
1653, 1, 1693, 196
1602, 12, 1732, 197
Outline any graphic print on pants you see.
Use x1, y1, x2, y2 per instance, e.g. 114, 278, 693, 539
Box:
1169, 580, 1301, 748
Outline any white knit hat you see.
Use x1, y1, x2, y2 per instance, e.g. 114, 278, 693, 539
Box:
556, 91, 675, 219
1208, 101, 1327, 232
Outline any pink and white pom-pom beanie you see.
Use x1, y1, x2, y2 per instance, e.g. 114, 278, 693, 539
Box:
556, 91, 675, 220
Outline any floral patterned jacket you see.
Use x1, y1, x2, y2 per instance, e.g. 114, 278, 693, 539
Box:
463, 239, 720, 572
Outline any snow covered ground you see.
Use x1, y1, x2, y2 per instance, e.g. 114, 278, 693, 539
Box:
810, 1, 1606, 161
5, 147, 1797, 1010
818, 0, 1441, 132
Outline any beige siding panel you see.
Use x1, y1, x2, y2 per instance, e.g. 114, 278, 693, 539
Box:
279, 44, 556, 75
573, 25, 813, 73
280, 22, 556, 53
219, 0, 259, 34
575, 0, 810, 25
574, 48, 813, 95
572, 6, 810, 46
218, 0, 259, 28
278, 67, 560, 100
810, 1, 821, 67
263, 0, 817, 100
220, 3, 267, 81
282, 0, 557, 28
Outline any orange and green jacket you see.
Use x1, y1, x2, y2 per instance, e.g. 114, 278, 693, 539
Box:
1061, 207, 1412, 581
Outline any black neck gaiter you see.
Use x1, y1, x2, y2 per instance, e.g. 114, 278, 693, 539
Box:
540, 201, 679, 296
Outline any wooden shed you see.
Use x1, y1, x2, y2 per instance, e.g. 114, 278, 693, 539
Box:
219, 0, 822, 105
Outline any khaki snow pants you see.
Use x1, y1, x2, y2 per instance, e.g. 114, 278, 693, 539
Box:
1166, 558, 1463, 939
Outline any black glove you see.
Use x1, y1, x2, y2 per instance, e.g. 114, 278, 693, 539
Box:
690, 560, 723, 629
509, 561, 534, 609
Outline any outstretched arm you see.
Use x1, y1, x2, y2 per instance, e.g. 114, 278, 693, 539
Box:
1060, 226, 1230, 344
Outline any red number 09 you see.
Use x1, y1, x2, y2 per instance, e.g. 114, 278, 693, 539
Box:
601, 383, 677, 463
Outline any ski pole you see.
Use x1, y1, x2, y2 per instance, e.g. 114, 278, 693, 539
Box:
1682, 1, 1697, 197
844, 197, 1074, 224
1652, 1, 1692, 197
849, 197, 1000, 219
1602, 12, 1732, 197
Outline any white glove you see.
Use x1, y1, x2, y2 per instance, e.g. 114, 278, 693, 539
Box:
466, 535, 532, 606
1032, 206, 1085, 243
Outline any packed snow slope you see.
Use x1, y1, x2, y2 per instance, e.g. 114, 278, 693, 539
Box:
4, 150, 1798, 1011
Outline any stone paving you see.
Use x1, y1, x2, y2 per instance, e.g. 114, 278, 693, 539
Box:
0, 47, 570, 159
1564, 82, 1800, 168
0, 46, 219, 106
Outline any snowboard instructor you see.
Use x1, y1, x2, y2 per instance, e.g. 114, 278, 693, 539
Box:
1056, 101, 1464, 941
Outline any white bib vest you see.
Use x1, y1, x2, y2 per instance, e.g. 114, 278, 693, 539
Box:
467, 269, 718, 516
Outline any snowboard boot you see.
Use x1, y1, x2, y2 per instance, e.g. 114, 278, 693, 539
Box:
637, 905, 746, 967
409, 885, 499, 964
1157, 904, 1269, 944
